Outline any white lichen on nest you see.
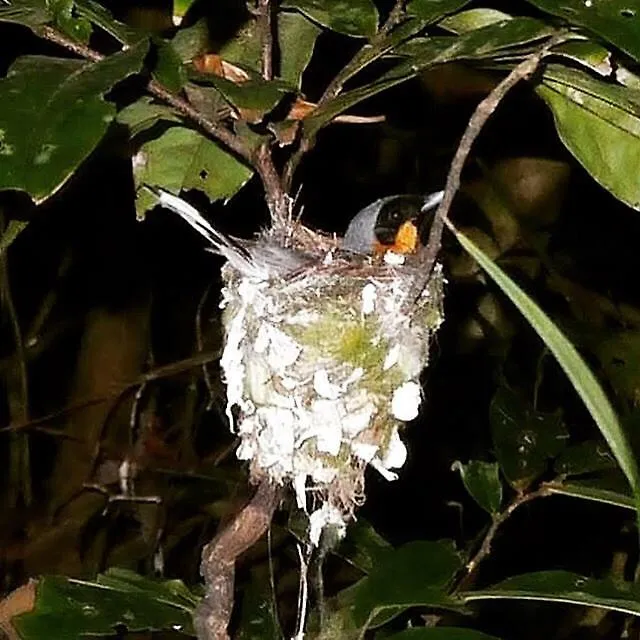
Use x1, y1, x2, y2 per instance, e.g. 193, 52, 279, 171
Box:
219, 249, 444, 541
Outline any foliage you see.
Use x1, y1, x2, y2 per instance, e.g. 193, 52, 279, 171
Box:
2, 0, 640, 638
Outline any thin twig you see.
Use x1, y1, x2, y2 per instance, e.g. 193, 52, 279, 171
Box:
455, 485, 552, 593
0, 211, 32, 506
38, 27, 257, 188
282, 0, 408, 191
2, 350, 221, 434
256, 0, 274, 81
408, 33, 567, 308
193, 479, 282, 639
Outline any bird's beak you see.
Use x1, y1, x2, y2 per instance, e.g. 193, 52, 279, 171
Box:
421, 190, 445, 212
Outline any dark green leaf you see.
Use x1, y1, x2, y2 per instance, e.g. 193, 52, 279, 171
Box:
49, 0, 92, 43
154, 40, 187, 92
387, 628, 503, 640
192, 73, 293, 124
303, 18, 555, 138
75, 0, 144, 45
489, 384, 568, 490
171, 18, 209, 62
218, 12, 320, 89
352, 540, 465, 630
592, 330, 640, 401
336, 518, 392, 573
453, 460, 503, 515
97, 567, 201, 609
13, 573, 196, 638
133, 125, 253, 215
537, 65, 640, 210
279, 12, 322, 89
282, 0, 379, 37
0, 0, 49, 31
236, 572, 281, 639
463, 570, 640, 616
116, 97, 182, 137
407, 0, 472, 22
551, 40, 613, 77
0, 39, 149, 204
453, 229, 640, 522
526, 0, 640, 63
554, 441, 617, 476
546, 472, 635, 510
395, 17, 554, 63
438, 7, 511, 32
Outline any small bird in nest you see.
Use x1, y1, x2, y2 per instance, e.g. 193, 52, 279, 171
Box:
154, 188, 444, 280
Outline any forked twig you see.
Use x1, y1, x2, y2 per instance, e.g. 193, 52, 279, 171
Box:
408, 32, 568, 308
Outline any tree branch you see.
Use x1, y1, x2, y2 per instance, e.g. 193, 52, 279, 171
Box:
193, 479, 282, 639
406, 33, 567, 309
282, 0, 408, 191
454, 485, 552, 593
256, 0, 274, 81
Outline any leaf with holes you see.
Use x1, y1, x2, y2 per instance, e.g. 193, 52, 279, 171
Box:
133, 125, 253, 215
526, 0, 640, 63
0, 40, 149, 204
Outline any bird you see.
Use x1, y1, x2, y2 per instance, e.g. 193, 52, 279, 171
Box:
154, 188, 444, 280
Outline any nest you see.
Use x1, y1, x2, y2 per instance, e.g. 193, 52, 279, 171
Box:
219, 224, 445, 544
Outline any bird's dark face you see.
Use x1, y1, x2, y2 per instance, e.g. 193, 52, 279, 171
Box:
374, 195, 433, 252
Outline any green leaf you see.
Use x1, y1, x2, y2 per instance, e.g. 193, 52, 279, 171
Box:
171, 18, 209, 62
453, 228, 640, 522
352, 540, 465, 630
236, 572, 281, 640
463, 570, 640, 616
302, 18, 555, 138
0, 0, 50, 31
396, 17, 554, 63
116, 97, 182, 137
336, 518, 392, 573
592, 330, 640, 402
546, 474, 635, 510
13, 572, 197, 638
387, 629, 503, 640
134, 125, 253, 213
75, 0, 144, 45
452, 460, 503, 515
49, 0, 92, 43
407, 0, 472, 22
438, 8, 512, 33
279, 11, 322, 89
489, 384, 568, 490
525, 0, 640, 63
537, 65, 640, 210
551, 40, 613, 77
282, 0, 379, 37
154, 40, 187, 92
192, 72, 293, 124
554, 440, 617, 476
0, 40, 149, 204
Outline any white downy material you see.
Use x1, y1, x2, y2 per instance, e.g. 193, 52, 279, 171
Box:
219, 255, 444, 544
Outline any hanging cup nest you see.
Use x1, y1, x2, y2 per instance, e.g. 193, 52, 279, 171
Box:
219, 223, 445, 544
